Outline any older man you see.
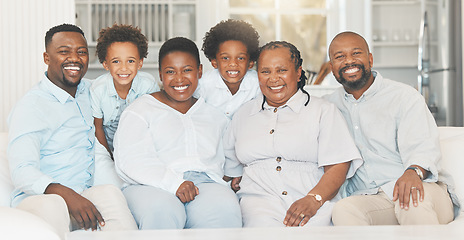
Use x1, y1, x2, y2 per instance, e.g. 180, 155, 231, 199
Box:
7, 24, 136, 239
324, 31, 459, 225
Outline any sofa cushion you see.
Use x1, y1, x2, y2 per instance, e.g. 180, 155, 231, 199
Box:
0, 206, 60, 240
0, 132, 13, 207
438, 127, 464, 216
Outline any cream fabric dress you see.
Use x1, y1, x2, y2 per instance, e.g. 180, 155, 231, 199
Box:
224, 90, 363, 227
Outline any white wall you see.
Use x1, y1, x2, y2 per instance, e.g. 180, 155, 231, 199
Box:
0, 0, 75, 132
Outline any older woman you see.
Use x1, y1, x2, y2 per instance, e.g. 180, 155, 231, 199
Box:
224, 41, 363, 227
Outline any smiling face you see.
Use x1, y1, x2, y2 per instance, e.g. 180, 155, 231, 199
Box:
329, 32, 374, 94
102, 42, 143, 88
257, 47, 301, 108
159, 51, 202, 104
44, 31, 89, 96
211, 40, 254, 92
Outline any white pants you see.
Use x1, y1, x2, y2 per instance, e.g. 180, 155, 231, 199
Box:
16, 185, 137, 239
123, 171, 242, 229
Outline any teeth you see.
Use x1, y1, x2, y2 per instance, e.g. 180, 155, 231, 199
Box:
174, 86, 188, 91
270, 85, 284, 90
345, 68, 359, 74
64, 66, 80, 71
119, 74, 129, 78
228, 71, 238, 75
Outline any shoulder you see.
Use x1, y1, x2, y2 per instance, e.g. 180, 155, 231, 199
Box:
322, 86, 345, 104
231, 96, 261, 121
90, 73, 112, 92
199, 98, 227, 118
126, 94, 156, 111
378, 77, 424, 103
199, 69, 220, 85
135, 71, 156, 83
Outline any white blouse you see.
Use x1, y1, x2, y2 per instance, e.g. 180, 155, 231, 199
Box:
114, 95, 229, 194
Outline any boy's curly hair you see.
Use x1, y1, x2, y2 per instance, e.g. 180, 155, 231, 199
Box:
96, 24, 148, 63
202, 19, 260, 62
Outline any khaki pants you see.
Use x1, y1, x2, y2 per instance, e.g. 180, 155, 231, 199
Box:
332, 182, 454, 225
16, 184, 137, 239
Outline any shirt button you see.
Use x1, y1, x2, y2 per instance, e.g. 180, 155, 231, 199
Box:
270, 129, 274, 134
354, 126, 359, 130
276, 166, 281, 171
276, 157, 281, 163
274, 108, 278, 113
116, 106, 119, 109
282, 191, 287, 195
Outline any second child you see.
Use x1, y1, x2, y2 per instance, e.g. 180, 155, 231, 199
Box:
195, 19, 261, 119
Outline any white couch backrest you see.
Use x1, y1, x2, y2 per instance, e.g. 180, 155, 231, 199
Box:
437, 127, 464, 214
0, 132, 12, 207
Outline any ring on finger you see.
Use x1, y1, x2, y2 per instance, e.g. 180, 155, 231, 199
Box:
299, 213, 305, 218
411, 186, 417, 190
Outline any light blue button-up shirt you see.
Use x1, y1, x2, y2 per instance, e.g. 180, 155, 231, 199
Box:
325, 71, 460, 217
90, 71, 159, 150
8, 73, 95, 207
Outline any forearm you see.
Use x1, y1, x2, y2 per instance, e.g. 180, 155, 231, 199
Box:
309, 162, 350, 202
94, 118, 111, 153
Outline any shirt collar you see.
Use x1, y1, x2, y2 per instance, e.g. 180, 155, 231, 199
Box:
344, 71, 381, 102
42, 71, 84, 104
250, 89, 308, 115
213, 69, 254, 91
105, 72, 140, 97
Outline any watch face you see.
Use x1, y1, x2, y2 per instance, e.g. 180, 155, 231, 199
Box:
315, 195, 322, 201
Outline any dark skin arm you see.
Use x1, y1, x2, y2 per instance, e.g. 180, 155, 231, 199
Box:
45, 183, 104, 230
284, 162, 350, 227
94, 118, 113, 160
393, 165, 428, 210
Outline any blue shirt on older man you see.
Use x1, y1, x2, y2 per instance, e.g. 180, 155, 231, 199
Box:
7, 72, 95, 207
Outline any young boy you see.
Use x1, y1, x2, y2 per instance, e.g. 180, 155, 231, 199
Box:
195, 19, 260, 119
91, 24, 159, 186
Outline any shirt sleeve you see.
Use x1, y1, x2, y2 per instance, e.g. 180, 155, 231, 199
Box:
113, 108, 184, 194
317, 102, 363, 178
90, 85, 104, 119
397, 94, 440, 182
223, 118, 244, 177
8, 102, 54, 196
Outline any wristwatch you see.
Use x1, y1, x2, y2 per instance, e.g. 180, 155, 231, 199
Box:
307, 193, 323, 206
406, 166, 424, 180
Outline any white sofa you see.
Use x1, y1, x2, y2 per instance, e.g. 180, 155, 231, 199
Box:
0, 128, 463, 237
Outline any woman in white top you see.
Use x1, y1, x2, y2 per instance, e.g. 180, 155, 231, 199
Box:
224, 41, 363, 227
113, 37, 241, 229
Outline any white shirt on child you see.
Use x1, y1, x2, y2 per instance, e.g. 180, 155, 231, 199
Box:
90, 71, 159, 150
193, 69, 261, 119
113, 95, 229, 194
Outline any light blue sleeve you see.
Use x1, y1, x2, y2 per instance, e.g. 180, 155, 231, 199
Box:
7, 100, 54, 196
90, 78, 105, 119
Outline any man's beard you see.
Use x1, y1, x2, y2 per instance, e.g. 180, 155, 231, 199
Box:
60, 63, 83, 87
338, 64, 371, 90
